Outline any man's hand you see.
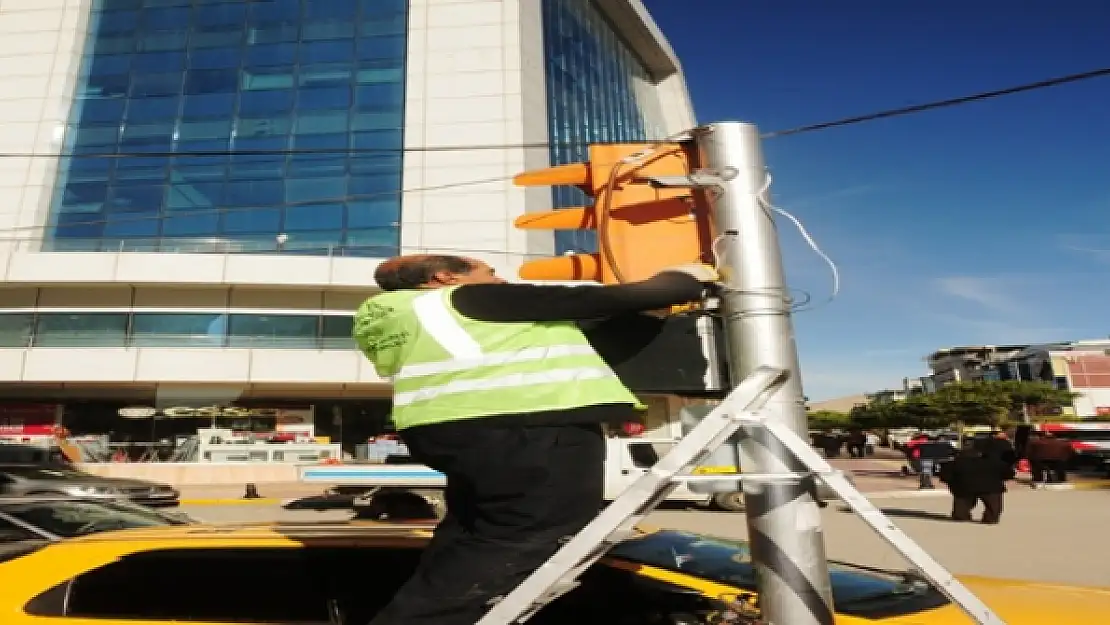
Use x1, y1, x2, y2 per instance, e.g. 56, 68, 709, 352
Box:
661, 263, 720, 283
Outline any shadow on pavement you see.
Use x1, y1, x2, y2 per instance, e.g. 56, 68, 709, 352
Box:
283, 494, 358, 510
856, 507, 953, 522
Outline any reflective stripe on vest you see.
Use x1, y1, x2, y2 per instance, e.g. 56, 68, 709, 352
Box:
393, 290, 618, 407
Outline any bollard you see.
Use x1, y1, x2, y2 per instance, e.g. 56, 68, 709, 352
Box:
243, 483, 261, 499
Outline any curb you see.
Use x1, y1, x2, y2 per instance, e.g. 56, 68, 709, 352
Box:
179, 497, 283, 506
1026, 481, 1110, 492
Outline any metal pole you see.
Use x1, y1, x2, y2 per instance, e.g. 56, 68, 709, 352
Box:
695, 122, 836, 625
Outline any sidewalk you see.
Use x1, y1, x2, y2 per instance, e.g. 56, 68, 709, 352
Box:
178, 482, 328, 504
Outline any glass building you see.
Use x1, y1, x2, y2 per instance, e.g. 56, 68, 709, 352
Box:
542, 0, 666, 254
0, 0, 696, 448
48, 0, 408, 256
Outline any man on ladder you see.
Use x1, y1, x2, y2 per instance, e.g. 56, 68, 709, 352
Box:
354, 254, 719, 625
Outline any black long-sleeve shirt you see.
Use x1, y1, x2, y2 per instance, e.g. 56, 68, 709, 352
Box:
406, 272, 706, 432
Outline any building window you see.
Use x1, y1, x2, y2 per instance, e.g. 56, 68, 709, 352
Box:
48, 0, 408, 257
2, 312, 360, 350
227, 314, 319, 348
321, 315, 356, 349
33, 313, 129, 348
541, 0, 664, 254
0, 314, 34, 348
131, 313, 228, 347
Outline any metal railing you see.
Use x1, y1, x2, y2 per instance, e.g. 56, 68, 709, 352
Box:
29, 237, 398, 257
0, 333, 358, 351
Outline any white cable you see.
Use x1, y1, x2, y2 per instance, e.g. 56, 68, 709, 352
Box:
711, 172, 841, 312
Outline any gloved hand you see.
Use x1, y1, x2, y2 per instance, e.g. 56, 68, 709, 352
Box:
661, 263, 720, 283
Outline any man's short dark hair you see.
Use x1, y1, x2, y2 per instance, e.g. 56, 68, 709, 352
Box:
374, 254, 474, 291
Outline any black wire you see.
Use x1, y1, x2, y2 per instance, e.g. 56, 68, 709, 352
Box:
0, 143, 560, 159
761, 66, 1110, 138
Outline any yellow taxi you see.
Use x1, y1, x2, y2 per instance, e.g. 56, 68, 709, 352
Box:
0, 521, 1106, 624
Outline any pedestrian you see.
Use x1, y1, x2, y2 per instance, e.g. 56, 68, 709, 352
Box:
864, 431, 880, 456
939, 445, 1016, 524
1034, 430, 1074, 485
1024, 431, 1049, 486
821, 430, 843, 458
976, 430, 1017, 466
354, 254, 717, 625
910, 437, 956, 489
846, 429, 867, 458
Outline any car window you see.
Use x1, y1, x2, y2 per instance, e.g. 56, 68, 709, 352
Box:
611, 531, 944, 616
29, 545, 721, 624
0, 500, 182, 537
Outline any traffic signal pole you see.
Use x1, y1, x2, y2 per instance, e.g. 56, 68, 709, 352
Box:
696, 122, 837, 625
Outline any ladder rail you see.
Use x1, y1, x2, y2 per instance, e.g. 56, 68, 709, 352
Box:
476, 366, 790, 625
475, 365, 1008, 625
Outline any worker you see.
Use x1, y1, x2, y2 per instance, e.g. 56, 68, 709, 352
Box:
354, 254, 717, 625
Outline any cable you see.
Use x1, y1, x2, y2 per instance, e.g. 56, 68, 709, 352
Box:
762, 66, 1110, 138
709, 172, 840, 316
0, 139, 652, 161
0, 175, 517, 237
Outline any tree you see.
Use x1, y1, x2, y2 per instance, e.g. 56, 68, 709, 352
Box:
994, 380, 1076, 421
807, 410, 850, 430
845, 380, 1079, 431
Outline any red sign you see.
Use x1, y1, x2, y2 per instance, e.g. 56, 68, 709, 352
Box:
0, 424, 55, 436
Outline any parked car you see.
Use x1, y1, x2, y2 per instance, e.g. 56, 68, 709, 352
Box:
0, 496, 193, 542
0, 522, 1106, 624
0, 443, 72, 465
0, 464, 180, 507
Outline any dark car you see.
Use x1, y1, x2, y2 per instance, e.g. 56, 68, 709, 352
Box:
0, 443, 71, 465
0, 464, 180, 507
0, 496, 194, 542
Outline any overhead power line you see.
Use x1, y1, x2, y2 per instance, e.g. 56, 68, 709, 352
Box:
761, 66, 1110, 138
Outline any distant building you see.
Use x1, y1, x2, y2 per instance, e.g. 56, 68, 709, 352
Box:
982, 340, 1110, 418
924, 345, 1030, 389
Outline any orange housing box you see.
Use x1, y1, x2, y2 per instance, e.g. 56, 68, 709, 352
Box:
513, 142, 716, 285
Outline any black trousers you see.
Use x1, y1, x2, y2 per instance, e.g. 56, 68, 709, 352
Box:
951, 492, 1003, 524
368, 422, 606, 625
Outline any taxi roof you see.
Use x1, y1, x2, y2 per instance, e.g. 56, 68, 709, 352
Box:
64, 519, 439, 544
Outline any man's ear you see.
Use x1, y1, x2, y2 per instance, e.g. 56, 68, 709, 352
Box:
430, 271, 457, 285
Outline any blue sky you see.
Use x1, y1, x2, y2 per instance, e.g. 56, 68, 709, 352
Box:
643, 0, 1110, 400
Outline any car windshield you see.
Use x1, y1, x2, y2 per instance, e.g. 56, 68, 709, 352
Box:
1, 465, 91, 480
0, 500, 187, 537
611, 531, 928, 607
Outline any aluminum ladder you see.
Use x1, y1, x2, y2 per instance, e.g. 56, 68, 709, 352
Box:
475, 366, 1007, 625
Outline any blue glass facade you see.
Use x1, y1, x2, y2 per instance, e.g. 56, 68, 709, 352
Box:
47, 0, 408, 256
541, 0, 662, 254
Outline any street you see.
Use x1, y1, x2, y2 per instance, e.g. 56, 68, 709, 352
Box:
182, 487, 1110, 588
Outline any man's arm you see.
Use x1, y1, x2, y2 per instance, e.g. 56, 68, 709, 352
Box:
451, 271, 706, 323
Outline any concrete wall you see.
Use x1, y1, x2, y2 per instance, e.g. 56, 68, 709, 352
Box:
400, 0, 550, 276
0, 346, 386, 385
77, 461, 303, 486
0, 0, 90, 253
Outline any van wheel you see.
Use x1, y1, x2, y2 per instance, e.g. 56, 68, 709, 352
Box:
712, 492, 745, 512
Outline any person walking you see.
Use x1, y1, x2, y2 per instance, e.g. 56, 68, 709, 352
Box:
976, 430, 1017, 466
939, 445, 1016, 524
910, 437, 956, 489
1038, 430, 1075, 485
354, 254, 717, 625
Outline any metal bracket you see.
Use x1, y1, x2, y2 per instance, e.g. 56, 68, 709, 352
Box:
638, 167, 739, 189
